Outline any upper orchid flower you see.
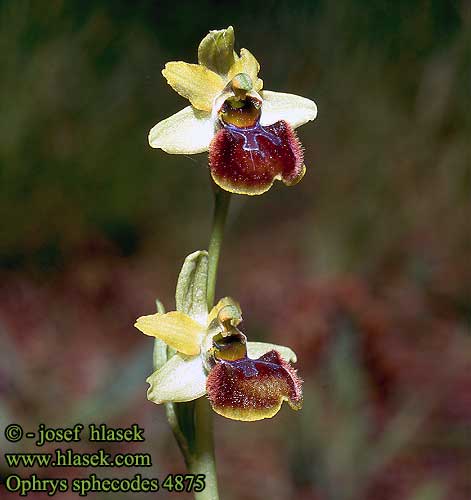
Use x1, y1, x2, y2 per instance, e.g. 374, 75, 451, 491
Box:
149, 26, 317, 195
134, 251, 302, 421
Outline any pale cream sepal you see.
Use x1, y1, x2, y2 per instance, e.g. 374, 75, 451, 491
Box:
260, 90, 317, 128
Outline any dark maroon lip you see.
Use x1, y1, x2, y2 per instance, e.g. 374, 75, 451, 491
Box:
209, 119, 304, 194
206, 349, 303, 416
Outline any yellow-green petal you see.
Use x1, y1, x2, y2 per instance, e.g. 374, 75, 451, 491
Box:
247, 342, 297, 363
134, 311, 203, 355
228, 49, 263, 92
260, 90, 317, 129
198, 26, 236, 77
148, 106, 215, 154
147, 354, 206, 404
162, 62, 225, 111
208, 297, 242, 326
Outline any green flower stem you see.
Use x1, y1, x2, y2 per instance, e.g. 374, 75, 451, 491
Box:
184, 187, 231, 500
161, 188, 230, 499
187, 398, 219, 500
207, 188, 231, 310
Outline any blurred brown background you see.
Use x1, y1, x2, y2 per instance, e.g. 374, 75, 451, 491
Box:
0, 0, 469, 498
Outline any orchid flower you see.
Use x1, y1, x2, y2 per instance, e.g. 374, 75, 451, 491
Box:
135, 251, 302, 421
149, 26, 317, 195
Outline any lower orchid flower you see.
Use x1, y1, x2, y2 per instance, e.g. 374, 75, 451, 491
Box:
135, 287, 302, 422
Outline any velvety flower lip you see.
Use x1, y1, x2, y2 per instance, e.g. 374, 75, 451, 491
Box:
209, 118, 305, 195
134, 295, 302, 421
148, 26, 317, 195
207, 350, 303, 422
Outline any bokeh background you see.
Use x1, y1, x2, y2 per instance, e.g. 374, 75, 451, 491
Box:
1, 0, 469, 498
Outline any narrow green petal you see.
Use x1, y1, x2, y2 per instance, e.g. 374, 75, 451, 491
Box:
260, 90, 317, 129
247, 342, 297, 363
146, 354, 207, 404
228, 48, 263, 92
148, 106, 215, 154
134, 311, 203, 355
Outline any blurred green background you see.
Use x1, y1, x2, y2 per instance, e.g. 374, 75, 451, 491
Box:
0, 1, 469, 499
